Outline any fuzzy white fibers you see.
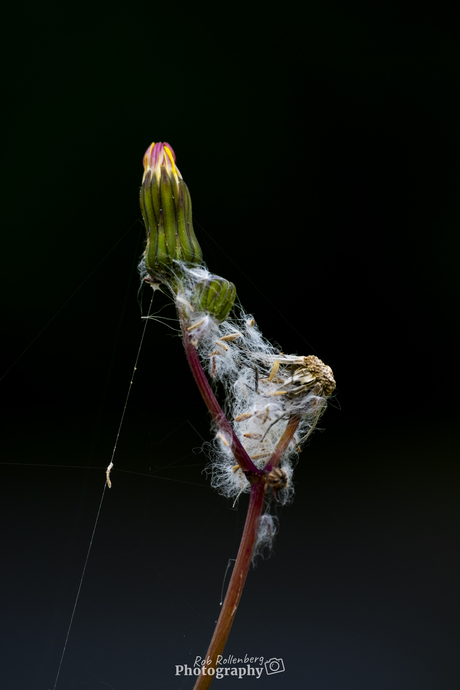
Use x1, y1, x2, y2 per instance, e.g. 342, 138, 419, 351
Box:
252, 514, 279, 562
147, 261, 331, 508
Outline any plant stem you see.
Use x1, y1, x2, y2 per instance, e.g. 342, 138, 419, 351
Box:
178, 307, 302, 689
179, 311, 259, 475
192, 416, 301, 690
262, 414, 301, 473
192, 479, 265, 690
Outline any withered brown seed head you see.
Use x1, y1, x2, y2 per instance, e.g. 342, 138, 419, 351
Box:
304, 355, 336, 397
267, 467, 289, 490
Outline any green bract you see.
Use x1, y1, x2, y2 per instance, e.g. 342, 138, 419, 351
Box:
193, 275, 236, 323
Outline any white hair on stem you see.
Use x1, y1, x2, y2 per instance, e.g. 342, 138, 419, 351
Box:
138, 258, 335, 554
252, 514, 279, 562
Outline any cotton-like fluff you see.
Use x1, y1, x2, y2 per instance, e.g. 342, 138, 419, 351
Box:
140, 259, 335, 509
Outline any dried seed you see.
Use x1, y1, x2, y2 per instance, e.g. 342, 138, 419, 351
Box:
261, 406, 270, 424
187, 317, 206, 331
217, 433, 229, 447
268, 360, 280, 381
220, 332, 242, 342
234, 412, 253, 422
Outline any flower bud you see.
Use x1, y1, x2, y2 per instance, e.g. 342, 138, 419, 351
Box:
193, 275, 236, 323
140, 142, 202, 280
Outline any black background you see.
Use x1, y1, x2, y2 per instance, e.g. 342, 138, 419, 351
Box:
1, 2, 459, 689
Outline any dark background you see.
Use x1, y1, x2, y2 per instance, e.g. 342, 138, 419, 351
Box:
1, 2, 459, 689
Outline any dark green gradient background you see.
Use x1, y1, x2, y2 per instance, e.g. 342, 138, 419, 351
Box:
1, 2, 459, 689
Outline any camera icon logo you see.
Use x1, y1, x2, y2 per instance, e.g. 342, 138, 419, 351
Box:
264, 658, 285, 675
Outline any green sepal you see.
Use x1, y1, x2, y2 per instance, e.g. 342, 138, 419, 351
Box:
159, 167, 176, 264
176, 182, 202, 264
140, 169, 203, 281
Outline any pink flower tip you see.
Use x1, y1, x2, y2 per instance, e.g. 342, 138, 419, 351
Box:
142, 142, 179, 181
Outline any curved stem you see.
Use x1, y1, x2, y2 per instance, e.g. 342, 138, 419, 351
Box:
192, 415, 301, 690
177, 305, 302, 689
192, 480, 265, 690
179, 312, 258, 474
262, 414, 301, 473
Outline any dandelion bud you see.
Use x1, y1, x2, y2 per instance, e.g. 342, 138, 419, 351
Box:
193, 275, 236, 323
140, 142, 202, 280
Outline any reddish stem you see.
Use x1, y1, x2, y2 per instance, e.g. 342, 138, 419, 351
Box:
191, 416, 300, 690
262, 414, 301, 473
179, 313, 259, 475
178, 307, 301, 689
191, 479, 265, 690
